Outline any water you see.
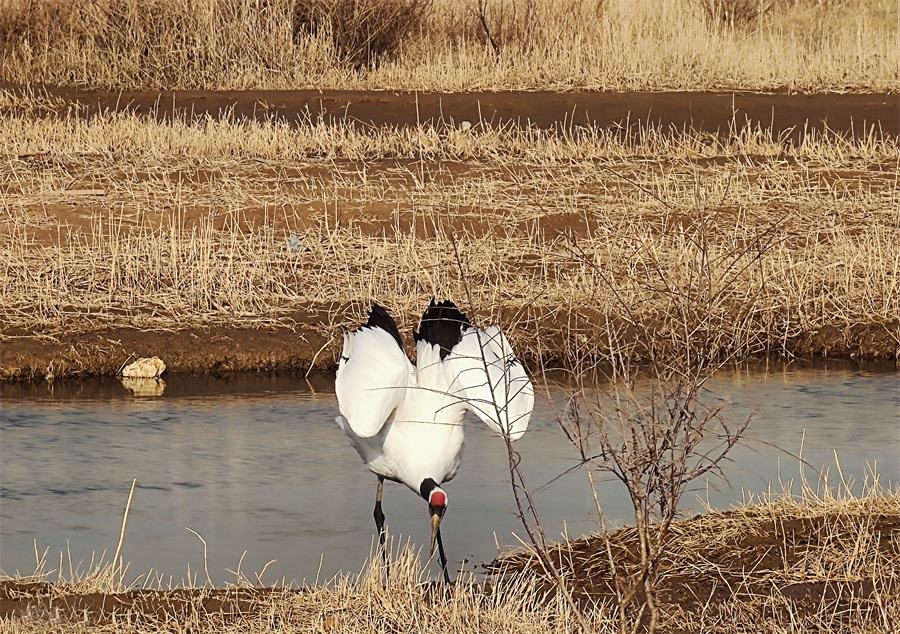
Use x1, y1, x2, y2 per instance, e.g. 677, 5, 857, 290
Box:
1, 364, 898, 584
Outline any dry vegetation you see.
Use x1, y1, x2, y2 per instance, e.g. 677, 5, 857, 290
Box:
1, 90, 897, 378
2, 483, 897, 633
1, 93, 896, 628
0, 0, 897, 92
1, 2, 896, 629
492, 479, 900, 633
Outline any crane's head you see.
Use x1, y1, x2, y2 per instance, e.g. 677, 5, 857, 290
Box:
420, 478, 447, 555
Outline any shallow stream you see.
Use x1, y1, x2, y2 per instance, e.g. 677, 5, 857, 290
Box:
1, 363, 897, 584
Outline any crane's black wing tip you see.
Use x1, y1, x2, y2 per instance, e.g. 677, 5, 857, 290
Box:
364, 303, 404, 349
413, 299, 471, 359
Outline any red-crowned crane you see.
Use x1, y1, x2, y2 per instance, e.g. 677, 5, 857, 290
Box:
335, 299, 534, 581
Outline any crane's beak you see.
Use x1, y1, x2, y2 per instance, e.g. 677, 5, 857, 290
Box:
429, 511, 442, 555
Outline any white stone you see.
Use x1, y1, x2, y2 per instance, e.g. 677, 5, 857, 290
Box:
121, 356, 166, 379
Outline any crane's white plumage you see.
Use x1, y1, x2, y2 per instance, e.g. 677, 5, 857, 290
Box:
334, 301, 534, 494
335, 326, 413, 438
444, 325, 534, 441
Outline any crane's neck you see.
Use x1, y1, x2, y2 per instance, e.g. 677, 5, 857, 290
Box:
419, 477, 440, 500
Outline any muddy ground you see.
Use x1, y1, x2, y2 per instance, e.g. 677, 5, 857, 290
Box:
2, 88, 898, 382
3, 84, 898, 136
3, 321, 897, 383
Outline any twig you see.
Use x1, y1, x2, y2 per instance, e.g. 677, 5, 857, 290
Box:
111, 478, 136, 592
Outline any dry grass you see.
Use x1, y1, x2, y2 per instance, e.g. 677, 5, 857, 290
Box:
2, 483, 897, 632
492, 475, 900, 633
1, 103, 897, 372
2, 553, 580, 633
292, 0, 432, 70
0, 0, 896, 91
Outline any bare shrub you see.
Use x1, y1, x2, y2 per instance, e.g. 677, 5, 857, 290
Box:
468, 0, 605, 57
541, 188, 761, 633
697, 0, 777, 27
558, 379, 752, 632
292, 0, 431, 70
472, 0, 537, 57
476, 187, 761, 631
450, 216, 754, 632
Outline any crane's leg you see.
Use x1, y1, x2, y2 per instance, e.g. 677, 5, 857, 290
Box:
373, 476, 387, 567
435, 527, 451, 583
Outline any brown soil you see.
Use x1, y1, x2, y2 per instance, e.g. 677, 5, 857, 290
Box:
0, 319, 329, 383
3, 320, 896, 383
0, 581, 303, 624
491, 507, 900, 627
4, 85, 898, 137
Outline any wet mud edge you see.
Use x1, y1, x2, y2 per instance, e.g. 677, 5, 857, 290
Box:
2, 85, 898, 137
2, 321, 897, 382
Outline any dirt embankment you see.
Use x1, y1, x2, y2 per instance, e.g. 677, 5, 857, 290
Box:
3, 320, 897, 383
0, 325, 326, 382
491, 503, 900, 627
0, 581, 307, 624
4, 85, 899, 137
1, 300, 337, 383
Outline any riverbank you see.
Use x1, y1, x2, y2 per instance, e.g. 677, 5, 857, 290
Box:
2, 320, 898, 383
2, 488, 897, 632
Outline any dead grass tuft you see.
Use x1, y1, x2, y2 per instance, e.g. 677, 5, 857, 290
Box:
697, 0, 777, 26
292, 0, 432, 70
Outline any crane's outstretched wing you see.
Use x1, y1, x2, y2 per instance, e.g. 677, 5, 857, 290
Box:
414, 299, 533, 440
335, 304, 413, 438
445, 325, 534, 440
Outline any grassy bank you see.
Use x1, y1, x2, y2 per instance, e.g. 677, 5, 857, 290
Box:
1, 91, 898, 380
0, 0, 897, 92
2, 486, 898, 632
494, 481, 900, 630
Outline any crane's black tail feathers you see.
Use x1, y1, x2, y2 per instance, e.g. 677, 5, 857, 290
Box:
413, 298, 471, 360
365, 303, 404, 349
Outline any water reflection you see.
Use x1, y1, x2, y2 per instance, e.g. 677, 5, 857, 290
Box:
119, 377, 166, 397
1, 362, 897, 584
